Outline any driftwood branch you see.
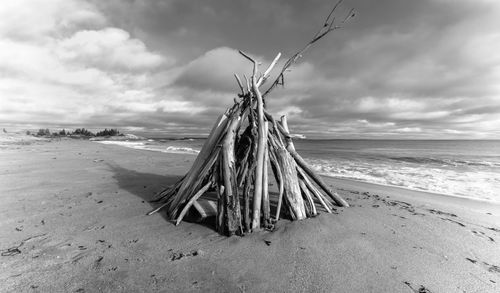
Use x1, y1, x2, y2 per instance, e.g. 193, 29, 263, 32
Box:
175, 181, 212, 225
280, 116, 349, 207
263, 1, 355, 97
234, 73, 245, 95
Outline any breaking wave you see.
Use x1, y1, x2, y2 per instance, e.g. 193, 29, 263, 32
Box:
164, 146, 200, 154
390, 156, 500, 167
94, 140, 200, 155
307, 158, 500, 202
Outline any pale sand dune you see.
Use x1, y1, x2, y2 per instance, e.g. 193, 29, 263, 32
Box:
1, 140, 499, 292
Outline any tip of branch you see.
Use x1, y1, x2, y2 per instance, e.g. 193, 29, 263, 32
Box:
239, 50, 256, 63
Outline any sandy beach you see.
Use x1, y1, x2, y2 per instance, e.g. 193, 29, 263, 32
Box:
1, 138, 499, 292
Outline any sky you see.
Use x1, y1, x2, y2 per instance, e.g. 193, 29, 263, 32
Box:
1, 0, 499, 139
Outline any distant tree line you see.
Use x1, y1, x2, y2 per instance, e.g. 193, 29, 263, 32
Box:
28, 128, 121, 137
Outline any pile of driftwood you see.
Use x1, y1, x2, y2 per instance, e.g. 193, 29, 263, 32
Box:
149, 1, 354, 236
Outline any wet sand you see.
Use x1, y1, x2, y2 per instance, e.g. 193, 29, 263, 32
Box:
1, 139, 499, 292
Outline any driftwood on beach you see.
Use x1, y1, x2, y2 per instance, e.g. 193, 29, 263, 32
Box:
149, 1, 355, 236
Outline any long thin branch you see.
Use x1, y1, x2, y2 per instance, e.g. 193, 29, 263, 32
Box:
263, 1, 355, 98
234, 73, 245, 95
175, 181, 212, 225
257, 52, 281, 87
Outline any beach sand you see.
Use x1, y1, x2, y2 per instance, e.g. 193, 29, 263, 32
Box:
1, 139, 499, 292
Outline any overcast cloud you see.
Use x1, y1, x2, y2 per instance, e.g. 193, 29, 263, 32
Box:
1, 0, 499, 138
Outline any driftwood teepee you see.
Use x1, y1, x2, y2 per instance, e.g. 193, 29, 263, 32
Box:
149, 1, 355, 236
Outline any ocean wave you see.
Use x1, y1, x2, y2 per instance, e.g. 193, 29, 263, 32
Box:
96, 141, 146, 147
94, 140, 200, 155
390, 156, 500, 167
163, 146, 200, 154
307, 158, 500, 202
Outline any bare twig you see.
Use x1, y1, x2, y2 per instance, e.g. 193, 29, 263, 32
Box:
234, 73, 245, 95
263, 1, 355, 97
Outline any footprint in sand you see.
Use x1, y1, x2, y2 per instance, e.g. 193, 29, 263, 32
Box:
471, 230, 495, 242
170, 250, 202, 261
438, 216, 497, 243
466, 257, 500, 275
390, 214, 407, 219
92, 256, 104, 270
403, 281, 433, 292
439, 217, 466, 227
1, 234, 48, 256
427, 208, 457, 217
487, 227, 500, 233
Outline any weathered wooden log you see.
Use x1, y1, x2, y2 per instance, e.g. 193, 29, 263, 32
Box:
242, 172, 253, 232
168, 113, 231, 216
268, 146, 284, 221
243, 122, 258, 232
262, 122, 271, 225
274, 147, 306, 220
267, 131, 285, 221
175, 181, 212, 225
280, 116, 349, 208
216, 156, 225, 234
297, 167, 333, 213
299, 179, 317, 217
166, 141, 223, 219
222, 114, 243, 235
235, 125, 254, 187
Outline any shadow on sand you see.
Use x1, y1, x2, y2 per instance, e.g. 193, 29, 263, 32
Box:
108, 164, 295, 233
108, 164, 221, 231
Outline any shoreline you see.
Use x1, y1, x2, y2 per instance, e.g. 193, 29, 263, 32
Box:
91, 139, 500, 206
1, 139, 499, 292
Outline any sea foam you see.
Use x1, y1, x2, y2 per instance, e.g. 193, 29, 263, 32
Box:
307, 158, 500, 202
94, 140, 200, 155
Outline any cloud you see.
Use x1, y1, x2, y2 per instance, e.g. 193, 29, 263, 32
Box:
0, 0, 106, 41
174, 47, 252, 92
57, 28, 169, 71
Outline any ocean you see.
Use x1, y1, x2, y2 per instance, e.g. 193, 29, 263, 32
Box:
96, 139, 500, 202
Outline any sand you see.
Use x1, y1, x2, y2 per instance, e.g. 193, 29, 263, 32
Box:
1, 138, 499, 292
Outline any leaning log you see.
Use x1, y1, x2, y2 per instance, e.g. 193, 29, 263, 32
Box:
280, 116, 349, 208
275, 147, 306, 220
221, 113, 243, 235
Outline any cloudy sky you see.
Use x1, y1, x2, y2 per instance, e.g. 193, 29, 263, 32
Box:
1, 0, 499, 138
